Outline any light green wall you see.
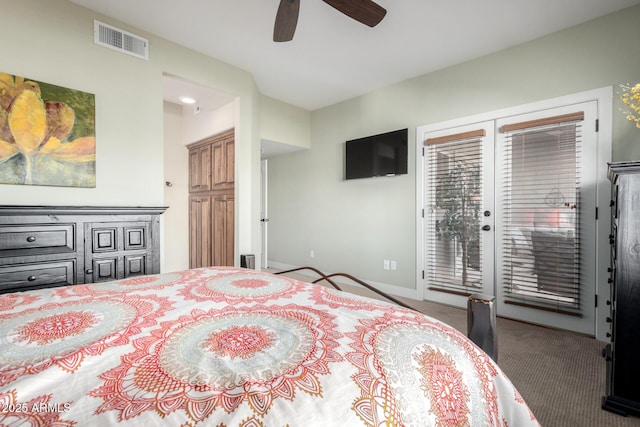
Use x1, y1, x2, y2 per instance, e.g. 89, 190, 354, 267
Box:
260, 95, 311, 149
267, 5, 640, 290
162, 101, 188, 272
0, 0, 262, 268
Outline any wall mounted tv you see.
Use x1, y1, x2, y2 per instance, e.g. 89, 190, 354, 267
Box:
345, 128, 408, 180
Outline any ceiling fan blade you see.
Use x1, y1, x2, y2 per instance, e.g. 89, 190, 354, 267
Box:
273, 0, 300, 42
322, 0, 386, 27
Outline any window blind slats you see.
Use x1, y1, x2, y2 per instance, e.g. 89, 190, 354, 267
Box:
500, 117, 582, 313
426, 135, 484, 293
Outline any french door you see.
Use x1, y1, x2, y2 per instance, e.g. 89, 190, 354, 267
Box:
423, 121, 496, 303
420, 101, 599, 335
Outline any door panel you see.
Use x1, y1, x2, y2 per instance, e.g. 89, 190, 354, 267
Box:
423, 121, 495, 307
212, 194, 234, 267
189, 145, 211, 192
189, 195, 211, 268
261, 159, 269, 268
495, 102, 597, 335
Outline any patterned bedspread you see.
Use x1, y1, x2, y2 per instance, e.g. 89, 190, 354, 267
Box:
0, 267, 539, 426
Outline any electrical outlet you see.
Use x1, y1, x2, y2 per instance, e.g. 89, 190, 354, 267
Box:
383, 260, 390, 270
390, 260, 397, 270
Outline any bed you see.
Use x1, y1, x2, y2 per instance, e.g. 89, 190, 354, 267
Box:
0, 267, 538, 426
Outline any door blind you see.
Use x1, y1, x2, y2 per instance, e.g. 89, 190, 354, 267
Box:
499, 113, 583, 315
425, 131, 484, 295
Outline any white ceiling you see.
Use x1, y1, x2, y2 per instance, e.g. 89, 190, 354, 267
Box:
162, 74, 234, 111
70, 0, 640, 112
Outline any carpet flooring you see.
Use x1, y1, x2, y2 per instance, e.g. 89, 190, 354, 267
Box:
419, 299, 640, 427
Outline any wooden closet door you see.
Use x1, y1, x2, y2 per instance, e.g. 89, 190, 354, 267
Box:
212, 137, 234, 191
212, 194, 234, 266
189, 195, 211, 268
187, 128, 234, 268
189, 144, 211, 192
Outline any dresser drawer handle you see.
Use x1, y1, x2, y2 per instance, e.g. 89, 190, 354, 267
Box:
26, 236, 37, 243
27, 275, 37, 282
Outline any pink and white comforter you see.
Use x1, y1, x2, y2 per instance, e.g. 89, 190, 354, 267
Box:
0, 267, 538, 426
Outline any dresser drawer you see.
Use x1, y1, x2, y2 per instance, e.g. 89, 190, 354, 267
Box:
0, 260, 75, 293
0, 224, 75, 256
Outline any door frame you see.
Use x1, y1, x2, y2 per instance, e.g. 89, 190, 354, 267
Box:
261, 159, 269, 269
415, 86, 612, 340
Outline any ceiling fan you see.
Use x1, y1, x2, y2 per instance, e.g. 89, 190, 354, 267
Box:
274, 0, 386, 42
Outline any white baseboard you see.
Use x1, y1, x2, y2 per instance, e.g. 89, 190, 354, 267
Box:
265, 261, 298, 271
266, 260, 422, 301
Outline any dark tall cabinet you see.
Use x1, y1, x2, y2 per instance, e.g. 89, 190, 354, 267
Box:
602, 161, 640, 416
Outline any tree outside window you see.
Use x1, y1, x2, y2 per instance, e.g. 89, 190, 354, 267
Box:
435, 159, 481, 287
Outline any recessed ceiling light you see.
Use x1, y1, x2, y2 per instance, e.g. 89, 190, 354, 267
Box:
179, 96, 197, 104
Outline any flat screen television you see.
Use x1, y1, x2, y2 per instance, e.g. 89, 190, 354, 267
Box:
345, 128, 408, 180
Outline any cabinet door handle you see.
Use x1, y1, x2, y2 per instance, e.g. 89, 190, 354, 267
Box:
26, 236, 36, 242
85, 269, 93, 275
27, 275, 36, 282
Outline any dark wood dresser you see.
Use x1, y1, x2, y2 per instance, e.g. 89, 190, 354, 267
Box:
602, 161, 640, 416
0, 205, 167, 293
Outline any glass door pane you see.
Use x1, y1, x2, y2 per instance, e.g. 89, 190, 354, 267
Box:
423, 122, 494, 306
502, 124, 580, 309
495, 102, 598, 335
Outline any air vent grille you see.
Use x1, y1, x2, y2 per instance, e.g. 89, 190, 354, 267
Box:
94, 20, 148, 60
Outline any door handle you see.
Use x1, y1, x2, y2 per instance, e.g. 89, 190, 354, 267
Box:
482, 225, 491, 231
260, 218, 269, 223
